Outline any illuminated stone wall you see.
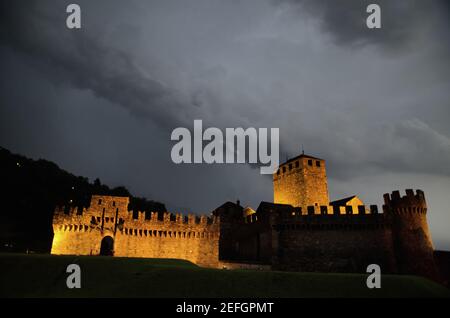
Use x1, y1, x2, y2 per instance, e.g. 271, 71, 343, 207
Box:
51, 190, 438, 280
113, 212, 220, 267
51, 195, 220, 268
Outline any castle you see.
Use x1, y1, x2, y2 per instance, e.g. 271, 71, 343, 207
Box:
51, 153, 439, 280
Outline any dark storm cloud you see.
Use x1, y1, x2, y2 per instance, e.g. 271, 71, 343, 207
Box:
1, 0, 450, 248
264, 0, 450, 179
279, 0, 450, 51
1, 0, 449, 179
0, 0, 195, 131
320, 118, 450, 180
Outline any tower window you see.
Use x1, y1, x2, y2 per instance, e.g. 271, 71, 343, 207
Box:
98, 199, 102, 205
289, 163, 292, 170
308, 160, 312, 166
113, 201, 116, 207
282, 166, 286, 173
277, 169, 280, 175
295, 161, 299, 168
316, 161, 321, 167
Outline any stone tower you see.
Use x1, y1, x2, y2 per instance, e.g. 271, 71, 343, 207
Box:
273, 154, 329, 208
383, 189, 439, 281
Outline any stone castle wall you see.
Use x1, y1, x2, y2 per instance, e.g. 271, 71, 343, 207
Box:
271, 212, 397, 273
51, 195, 220, 268
226, 203, 397, 273
113, 213, 219, 267
51, 190, 438, 280
224, 192, 437, 281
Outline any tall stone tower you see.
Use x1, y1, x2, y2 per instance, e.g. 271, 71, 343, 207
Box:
383, 189, 439, 281
273, 154, 329, 207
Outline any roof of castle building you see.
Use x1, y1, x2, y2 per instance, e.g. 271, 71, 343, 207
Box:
281, 153, 324, 166
329, 195, 357, 206
257, 201, 293, 213
211, 201, 243, 218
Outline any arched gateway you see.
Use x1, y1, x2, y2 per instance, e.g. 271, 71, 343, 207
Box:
100, 236, 114, 256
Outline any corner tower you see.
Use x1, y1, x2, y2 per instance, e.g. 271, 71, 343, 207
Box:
273, 154, 329, 207
384, 189, 438, 280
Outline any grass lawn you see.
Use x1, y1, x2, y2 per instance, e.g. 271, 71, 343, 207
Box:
0, 253, 449, 298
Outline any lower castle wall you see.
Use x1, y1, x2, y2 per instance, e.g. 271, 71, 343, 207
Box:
51, 210, 220, 268
51, 190, 437, 280
52, 226, 102, 255
220, 219, 273, 264
273, 225, 397, 273
114, 228, 219, 267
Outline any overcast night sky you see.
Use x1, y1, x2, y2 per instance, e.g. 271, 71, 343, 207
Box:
1, 0, 449, 249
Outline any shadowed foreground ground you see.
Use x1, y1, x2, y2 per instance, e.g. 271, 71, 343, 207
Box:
0, 253, 449, 298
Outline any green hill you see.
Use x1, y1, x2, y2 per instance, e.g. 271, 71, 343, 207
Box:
1, 253, 449, 298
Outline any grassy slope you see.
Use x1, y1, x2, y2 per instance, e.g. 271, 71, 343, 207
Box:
0, 253, 449, 298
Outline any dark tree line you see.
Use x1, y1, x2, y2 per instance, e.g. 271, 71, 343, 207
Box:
0, 146, 166, 253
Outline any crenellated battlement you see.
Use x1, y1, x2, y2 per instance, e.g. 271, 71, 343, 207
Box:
287, 204, 378, 216
243, 204, 380, 224
54, 197, 219, 225
383, 189, 425, 203
241, 204, 389, 232
383, 189, 427, 215
53, 206, 219, 233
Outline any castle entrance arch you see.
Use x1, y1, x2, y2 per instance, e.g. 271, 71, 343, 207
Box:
100, 236, 114, 256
